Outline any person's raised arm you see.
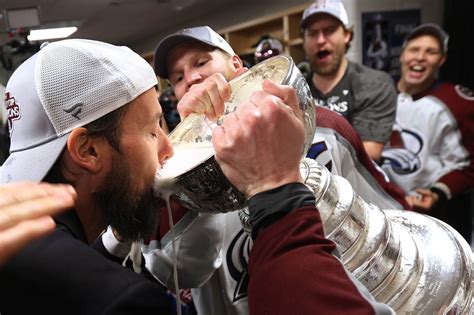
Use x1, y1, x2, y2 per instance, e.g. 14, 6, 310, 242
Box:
212, 79, 304, 197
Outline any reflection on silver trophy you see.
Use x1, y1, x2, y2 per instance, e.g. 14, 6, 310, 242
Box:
300, 158, 473, 314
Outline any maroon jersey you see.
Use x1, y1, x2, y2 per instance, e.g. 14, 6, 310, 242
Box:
418, 83, 474, 197
383, 82, 474, 199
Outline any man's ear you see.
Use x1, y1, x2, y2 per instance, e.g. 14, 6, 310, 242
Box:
66, 128, 109, 173
231, 54, 244, 70
344, 28, 353, 46
439, 55, 447, 67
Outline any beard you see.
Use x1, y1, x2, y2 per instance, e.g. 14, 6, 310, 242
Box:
94, 155, 160, 242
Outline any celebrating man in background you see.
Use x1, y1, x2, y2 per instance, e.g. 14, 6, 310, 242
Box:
382, 23, 474, 242
301, 0, 397, 162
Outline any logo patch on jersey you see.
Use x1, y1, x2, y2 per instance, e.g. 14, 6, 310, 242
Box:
226, 229, 252, 303
4, 92, 21, 135
381, 129, 422, 175
455, 85, 474, 101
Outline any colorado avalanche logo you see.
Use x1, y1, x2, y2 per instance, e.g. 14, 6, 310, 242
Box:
4, 92, 21, 135
382, 129, 423, 175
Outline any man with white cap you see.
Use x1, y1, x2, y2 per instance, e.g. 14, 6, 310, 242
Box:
153, 25, 245, 103
381, 23, 474, 241
301, 0, 397, 163
0, 39, 176, 314
0, 37, 391, 314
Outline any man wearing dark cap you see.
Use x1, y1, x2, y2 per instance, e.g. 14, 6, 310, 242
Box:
381, 23, 474, 241
301, 0, 397, 163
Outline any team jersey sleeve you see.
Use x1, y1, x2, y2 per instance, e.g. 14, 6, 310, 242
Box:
430, 107, 471, 198
430, 85, 474, 198
247, 183, 395, 315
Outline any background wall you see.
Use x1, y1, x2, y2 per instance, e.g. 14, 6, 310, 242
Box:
131, 0, 311, 55
131, 0, 444, 63
3, 0, 471, 90
441, 0, 474, 89
341, 0, 443, 63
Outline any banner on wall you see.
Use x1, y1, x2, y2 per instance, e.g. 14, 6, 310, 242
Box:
362, 9, 421, 81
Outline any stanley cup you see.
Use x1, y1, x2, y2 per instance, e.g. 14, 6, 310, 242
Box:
300, 158, 473, 314
165, 54, 473, 313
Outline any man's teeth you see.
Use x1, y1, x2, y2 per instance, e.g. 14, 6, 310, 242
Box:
410, 65, 424, 72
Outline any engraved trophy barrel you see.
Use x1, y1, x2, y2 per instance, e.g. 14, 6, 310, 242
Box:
164, 55, 316, 213
300, 158, 473, 314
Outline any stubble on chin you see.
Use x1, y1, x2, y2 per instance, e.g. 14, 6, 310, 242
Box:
312, 53, 343, 76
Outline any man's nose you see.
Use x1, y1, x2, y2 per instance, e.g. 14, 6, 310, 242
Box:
185, 70, 203, 88
315, 31, 327, 44
414, 50, 426, 60
158, 132, 174, 166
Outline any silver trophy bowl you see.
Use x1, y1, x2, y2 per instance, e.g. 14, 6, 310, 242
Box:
165, 55, 316, 213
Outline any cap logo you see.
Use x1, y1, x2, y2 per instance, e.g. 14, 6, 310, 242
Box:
63, 102, 83, 119
4, 92, 21, 135
314, 0, 328, 9
179, 28, 196, 35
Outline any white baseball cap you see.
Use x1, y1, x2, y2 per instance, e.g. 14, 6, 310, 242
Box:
301, 0, 350, 29
153, 26, 235, 79
1, 39, 157, 184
